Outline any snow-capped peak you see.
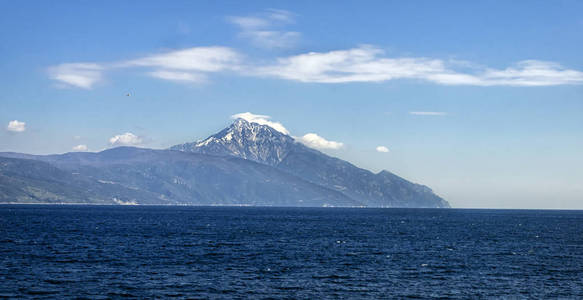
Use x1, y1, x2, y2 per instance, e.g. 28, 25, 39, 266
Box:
170, 118, 298, 166
230, 112, 290, 135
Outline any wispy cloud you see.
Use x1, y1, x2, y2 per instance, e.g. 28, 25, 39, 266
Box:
265, 9, 295, 23
295, 133, 343, 150
228, 9, 300, 49
47, 44, 583, 88
125, 46, 241, 83
48, 63, 104, 89
231, 112, 289, 134
242, 31, 300, 49
475, 60, 583, 86
125, 47, 241, 72
6, 120, 26, 132
409, 111, 447, 116
228, 16, 269, 30
48, 47, 241, 87
109, 132, 143, 147
257, 45, 583, 86
44, 9, 583, 89
147, 70, 207, 83
256, 45, 445, 83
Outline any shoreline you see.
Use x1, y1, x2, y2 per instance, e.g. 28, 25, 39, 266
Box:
1, 203, 582, 210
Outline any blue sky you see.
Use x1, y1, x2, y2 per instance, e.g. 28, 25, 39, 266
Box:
1, 1, 582, 208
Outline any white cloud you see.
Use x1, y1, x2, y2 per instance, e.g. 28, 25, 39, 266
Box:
409, 111, 447, 116
47, 44, 583, 88
241, 30, 300, 49
231, 112, 289, 135
265, 9, 295, 23
228, 16, 269, 30
109, 132, 142, 147
48, 63, 104, 89
257, 45, 446, 83
6, 120, 26, 132
126, 47, 241, 72
376, 146, 389, 153
425, 60, 583, 86
424, 73, 485, 85
257, 46, 583, 86
228, 9, 300, 49
148, 70, 207, 83
72, 144, 88, 152
476, 60, 583, 86
295, 133, 343, 150
48, 47, 241, 87
126, 47, 240, 83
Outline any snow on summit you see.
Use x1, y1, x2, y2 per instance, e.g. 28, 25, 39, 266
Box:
230, 112, 289, 134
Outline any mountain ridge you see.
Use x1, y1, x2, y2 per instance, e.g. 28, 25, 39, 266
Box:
170, 119, 449, 208
0, 148, 359, 206
0, 118, 449, 207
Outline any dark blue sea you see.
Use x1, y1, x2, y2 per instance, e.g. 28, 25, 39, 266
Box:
1, 206, 582, 298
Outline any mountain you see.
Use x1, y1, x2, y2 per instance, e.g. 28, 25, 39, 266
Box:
0, 119, 449, 207
0, 148, 357, 206
171, 119, 449, 208
0, 155, 158, 204
170, 118, 296, 166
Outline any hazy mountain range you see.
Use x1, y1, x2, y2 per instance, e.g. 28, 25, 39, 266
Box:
0, 119, 449, 208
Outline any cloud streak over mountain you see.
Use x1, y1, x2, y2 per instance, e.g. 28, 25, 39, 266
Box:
231, 112, 289, 135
